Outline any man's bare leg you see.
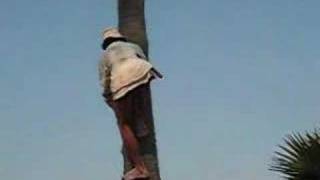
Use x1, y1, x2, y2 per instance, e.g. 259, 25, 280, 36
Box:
109, 91, 149, 179
119, 123, 149, 179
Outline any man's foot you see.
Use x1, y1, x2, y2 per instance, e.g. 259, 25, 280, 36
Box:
122, 167, 149, 180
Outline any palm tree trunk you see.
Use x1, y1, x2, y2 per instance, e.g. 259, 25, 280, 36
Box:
118, 1, 161, 180
118, 0, 148, 56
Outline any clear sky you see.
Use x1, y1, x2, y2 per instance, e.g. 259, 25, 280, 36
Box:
1, 0, 320, 180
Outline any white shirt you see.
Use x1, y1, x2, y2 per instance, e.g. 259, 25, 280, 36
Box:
99, 41, 158, 100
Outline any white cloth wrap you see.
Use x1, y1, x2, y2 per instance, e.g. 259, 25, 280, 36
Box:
110, 57, 153, 100
99, 41, 159, 100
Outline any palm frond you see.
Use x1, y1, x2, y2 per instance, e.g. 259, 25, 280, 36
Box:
270, 129, 320, 180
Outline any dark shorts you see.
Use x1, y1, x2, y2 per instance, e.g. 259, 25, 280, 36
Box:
109, 83, 150, 129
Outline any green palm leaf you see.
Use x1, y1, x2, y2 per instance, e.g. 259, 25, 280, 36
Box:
270, 129, 320, 180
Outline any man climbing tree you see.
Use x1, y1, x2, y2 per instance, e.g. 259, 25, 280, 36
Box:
99, 1, 162, 179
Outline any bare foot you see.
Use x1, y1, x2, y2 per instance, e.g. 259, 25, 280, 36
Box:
122, 167, 149, 180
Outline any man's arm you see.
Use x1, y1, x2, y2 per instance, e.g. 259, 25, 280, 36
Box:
131, 43, 163, 79
99, 54, 112, 101
131, 43, 147, 60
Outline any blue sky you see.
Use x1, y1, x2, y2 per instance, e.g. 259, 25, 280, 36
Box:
1, 0, 320, 179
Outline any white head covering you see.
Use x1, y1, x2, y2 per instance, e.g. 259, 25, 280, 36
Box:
102, 27, 124, 40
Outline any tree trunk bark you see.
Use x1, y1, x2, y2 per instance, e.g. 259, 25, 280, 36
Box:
118, 1, 161, 180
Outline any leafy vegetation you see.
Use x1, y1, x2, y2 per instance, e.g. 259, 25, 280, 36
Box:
270, 129, 320, 180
